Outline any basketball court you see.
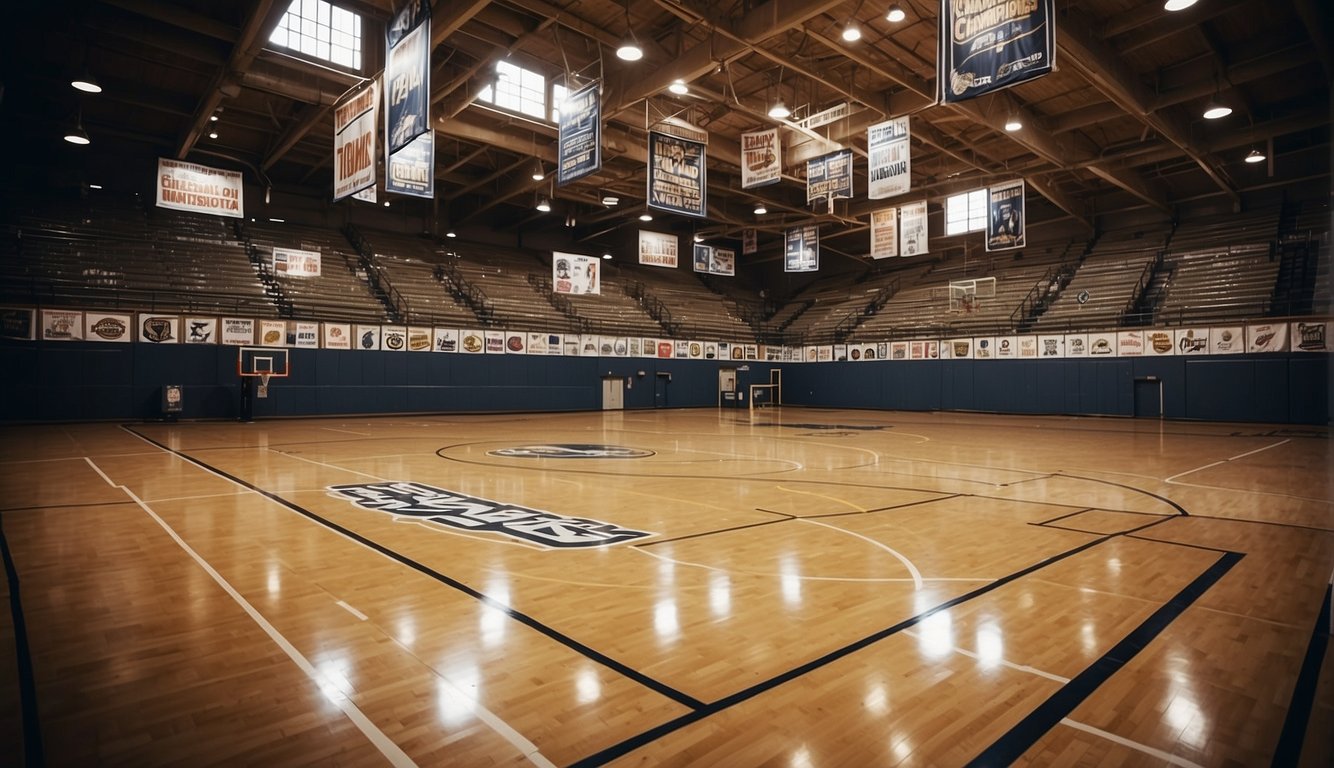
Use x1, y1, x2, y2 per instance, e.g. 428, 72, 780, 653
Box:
1, 405, 1330, 766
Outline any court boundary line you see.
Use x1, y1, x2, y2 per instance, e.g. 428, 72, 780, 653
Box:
1271, 584, 1332, 765
119, 425, 707, 713
1058, 718, 1205, 768
1164, 439, 1292, 483
0, 513, 44, 767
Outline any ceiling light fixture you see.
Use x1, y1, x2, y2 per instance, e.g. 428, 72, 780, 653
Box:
71, 75, 102, 94
668, 79, 688, 95
638, 212, 653, 222
88, 184, 103, 190
384, 201, 391, 207
886, 4, 906, 23
768, 100, 791, 120
1004, 115, 1022, 132
208, 130, 219, 139
753, 203, 767, 215
536, 196, 551, 212
64, 113, 90, 145
446, 229, 457, 238
1202, 101, 1232, 120
693, 233, 704, 243
841, 23, 862, 43
1244, 148, 1266, 164
209, 114, 219, 122
615, 1, 642, 61
602, 253, 613, 260
531, 162, 545, 181
601, 192, 620, 206
1163, 0, 1198, 11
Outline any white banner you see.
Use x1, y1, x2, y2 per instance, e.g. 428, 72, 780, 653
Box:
139, 314, 180, 344
382, 326, 408, 351
258, 319, 287, 347
638, 231, 678, 268
1144, 330, 1175, 356
433, 328, 459, 352
273, 247, 321, 277
868, 118, 910, 199
1088, 332, 1116, 356
460, 330, 484, 354
183, 317, 217, 344
1175, 328, 1209, 355
408, 327, 432, 351
741, 128, 781, 189
504, 332, 527, 354
1247, 323, 1290, 353
1064, 334, 1088, 357
900, 200, 928, 256
870, 207, 898, 259
292, 321, 320, 348
484, 330, 505, 353
333, 81, 377, 200
1117, 331, 1144, 357
1292, 321, 1330, 352
553, 252, 600, 295
1211, 327, 1244, 355
1038, 335, 1064, 358
221, 318, 255, 346
84, 312, 132, 343
355, 324, 382, 350
323, 322, 352, 350
156, 158, 243, 218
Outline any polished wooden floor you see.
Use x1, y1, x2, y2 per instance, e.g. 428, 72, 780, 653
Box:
1, 408, 1330, 766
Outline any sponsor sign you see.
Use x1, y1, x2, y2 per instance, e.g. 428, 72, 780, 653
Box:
138, 314, 179, 344
460, 330, 484, 354
741, 128, 781, 189
41, 310, 83, 341
221, 318, 255, 346
1038, 334, 1063, 358
1017, 336, 1038, 358
484, 330, 506, 354
546, 333, 563, 355
674, 340, 689, 359
505, 333, 527, 354
84, 312, 132, 343
527, 332, 548, 355
974, 337, 995, 359
0, 308, 35, 340
1175, 328, 1209, 355
1211, 326, 1244, 355
327, 482, 655, 548
891, 342, 909, 360
948, 338, 972, 359
406, 327, 431, 352
1292, 321, 1329, 352
258, 319, 286, 347
657, 341, 673, 359
1144, 330, 1175, 356
156, 158, 243, 218
434, 328, 459, 352
648, 132, 707, 217
868, 118, 910, 199
986, 180, 1025, 251
1064, 334, 1087, 358
807, 149, 854, 205
333, 81, 377, 200
994, 336, 1017, 359
638, 230, 678, 268
785, 224, 820, 272
552, 252, 600, 295
1088, 332, 1116, 356
1247, 323, 1289, 353
870, 207, 898, 259
184, 317, 217, 344
355, 324, 382, 350
273, 247, 321, 277
939, 0, 1055, 104
558, 81, 601, 184
291, 321, 319, 348
323, 322, 352, 350
833, 344, 848, 362
1117, 331, 1145, 357
900, 200, 929, 256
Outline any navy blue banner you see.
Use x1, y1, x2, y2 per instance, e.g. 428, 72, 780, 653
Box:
387, 0, 429, 47
939, 0, 1054, 103
806, 149, 853, 205
386, 131, 434, 198
986, 179, 1025, 251
386, 19, 430, 155
558, 82, 601, 185
784, 225, 819, 273
647, 132, 707, 218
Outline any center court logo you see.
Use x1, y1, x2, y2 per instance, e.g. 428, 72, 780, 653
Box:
488, 444, 654, 459
328, 482, 654, 548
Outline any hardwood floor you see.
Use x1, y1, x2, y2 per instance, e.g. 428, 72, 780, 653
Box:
0, 409, 1330, 766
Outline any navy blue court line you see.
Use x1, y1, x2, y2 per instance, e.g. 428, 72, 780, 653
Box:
636, 513, 795, 547
0, 515, 45, 767
965, 550, 1244, 767
1123, 533, 1239, 555
122, 426, 706, 712
1271, 584, 1331, 766
569, 517, 1177, 767
1032, 507, 1098, 526
1054, 472, 1190, 516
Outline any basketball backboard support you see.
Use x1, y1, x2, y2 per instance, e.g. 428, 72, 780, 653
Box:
949, 277, 996, 313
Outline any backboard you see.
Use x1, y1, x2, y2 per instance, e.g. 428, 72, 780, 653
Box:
949, 277, 996, 313
238, 346, 290, 377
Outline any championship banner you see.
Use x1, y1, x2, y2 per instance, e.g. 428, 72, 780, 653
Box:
386, 130, 433, 198
273, 247, 321, 277
900, 200, 929, 256
785, 225, 819, 272
806, 149, 853, 205
742, 228, 757, 255
638, 230, 678, 268
156, 158, 243, 218
558, 82, 600, 185
986, 180, 1025, 251
939, 0, 1055, 104
870, 207, 898, 259
334, 81, 377, 201
552, 252, 600, 295
385, 0, 430, 155
648, 132, 706, 217
868, 118, 910, 199
741, 128, 780, 189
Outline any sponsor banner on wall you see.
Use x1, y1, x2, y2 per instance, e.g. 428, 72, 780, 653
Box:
291, 321, 320, 348
900, 200, 929, 256
974, 337, 996, 359
742, 228, 757, 255
324, 323, 352, 350
527, 332, 548, 355
558, 81, 601, 185
156, 158, 243, 218
258, 320, 286, 347
1211, 326, 1244, 354
1038, 335, 1063, 358
222, 318, 255, 346
705, 342, 719, 360
890, 341, 908, 360
273, 247, 322, 277
386, 131, 434, 198
806, 149, 854, 205
1143, 330, 1174, 356
741, 128, 781, 189
994, 336, 1017, 359
42, 310, 84, 341
939, 0, 1055, 104
385, 1, 430, 155
484, 330, 505, 354
877, 342, 889, 360
1088, 332, 1116, 356
785, 224, 820, 272
947, 338, 972, 359
84, 312, 132, 343
767, 345, 785, 361
656, 340, 673, 359
333, 81, 378, 201
1064, 334, 1088, 357
407, 327, 432, 351
1117, 331, 1144, 357
504, 332, 527, 354
433, 328, 458, 352
546, 333, 563, 355
870, 207, 898, 259
355, 324, 382, 350
1292, 321, 1330, 352
986, 180, 1025, 251
1017, 336, 1038, 358
1175, 328, 1209, 355
183, 317, 217, 344
868, 118, 910, 199
833, 344, 847, 362
639, 338, 657, 358
1, 308, 36, 340
638, 230, 678, 268
1247, 323, 1289, 353
817, 346, 833, 362
674, 340, 690, 359
925, 341, 940, 359
139, 314, 179, 344
648, 131, 706, 217
687, 340, 703, 359
552, 252, 601, 295
459, 330, 484, 354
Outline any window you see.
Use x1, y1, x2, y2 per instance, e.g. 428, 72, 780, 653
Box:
551, 83, 569, 123
478, 61, 547, 121
945, 188, 988, 235
269, 0, 362, 71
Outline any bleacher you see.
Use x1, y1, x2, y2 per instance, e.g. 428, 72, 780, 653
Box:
1029, 227, 1165, 332
445, 243, 592, 332
1150, 208, 1282, 325
242, 220, 388, 323
626, 266, 756, 340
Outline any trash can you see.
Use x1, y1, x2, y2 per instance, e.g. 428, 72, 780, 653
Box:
162, 384, 183, 420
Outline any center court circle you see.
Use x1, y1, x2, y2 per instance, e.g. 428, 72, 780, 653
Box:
486, 444, 655, 459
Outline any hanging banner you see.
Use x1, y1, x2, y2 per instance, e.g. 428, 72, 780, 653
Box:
870, 207, 898, 259
333, 81, 378, 201
648, 131, 706, 217
986, 179, 1025, 251
710, 247, 735, 276
741, 128, 781, 189
900, 200, 929, 256
638, 230, 678, 268
552, 252, 600, 295
273, 247, 322, 277
386, 130, 434, 198
939, 0, 1055, 104
806, 149, 853, 205
785, 225, 819, 272
156, 158, 243, 218
385, 0, 430, 155
868, 118, 910, 199
558, 82, 601, 185
742, 228, 757, 255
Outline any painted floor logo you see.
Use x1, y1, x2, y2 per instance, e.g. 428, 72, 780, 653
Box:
487, 444, 655, 459
327, 481, 655, 548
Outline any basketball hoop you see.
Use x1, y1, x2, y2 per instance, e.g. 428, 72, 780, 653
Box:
258, 372, 271, 398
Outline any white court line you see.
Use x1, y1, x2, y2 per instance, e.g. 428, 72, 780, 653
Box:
119, 427, 558, 767
797, 518, 924, 590
1165, 439, 1291, 483
149, 491, 259, 503
83, 456, 119, 487
84, 459, 417, 767
631, 546, 978, 585
271, 449, 387, 480
336, 600, 369, 621
899, 628, 1069, 684
323, 427, 373, 437
1060, 718, 1205, 768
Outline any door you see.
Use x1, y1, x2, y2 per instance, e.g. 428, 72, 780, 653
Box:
718, 368, 737, 407
1133, 377, 1162, 418
601, 377, 624, 410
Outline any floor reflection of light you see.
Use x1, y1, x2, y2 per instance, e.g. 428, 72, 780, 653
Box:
709, 571, 731, 618
437, 664, 481, 726
891, 735, 914, 762
976, 625, 1004, 669
396, 617, 416, 648
1107, 557, 1122, 574
316, 658, 352, 704
918, 611, 953, 659
864, 683, 888, 716
480, 606, 506, 648
654, 600, 679, 641
658, 556, 675, 586
791, 745, 814, 768
576, 667, 601, 705
780, 555, 801, 607
1164, 692, 1208, 750
266, 565, 281, 596
1080, 621, 1097, 655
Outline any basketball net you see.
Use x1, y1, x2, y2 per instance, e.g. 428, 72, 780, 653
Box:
258, 373, 271, 398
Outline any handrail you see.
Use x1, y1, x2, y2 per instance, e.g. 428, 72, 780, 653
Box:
341, 224, 408, 323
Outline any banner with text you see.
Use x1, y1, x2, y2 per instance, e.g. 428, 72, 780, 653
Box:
807, 149, 853, 205
156, 158, 243, 218
558, 82, 601, 185
741, 128, 781, 189
899, 200, 929, 256
385, 0, 431, 198
648, 132, 706, 217
868, 118, 910, 198
386, 131, 434, 197
692, 245, 735, 276
333, 81, 377, 200
939, 0, 1055, 104
785, 225, 820, 272
638, 230, 678, 268
870, 208, 899, 259
742, 228, 757, 255
273, 247, 322, 277
986, 179, 1025, 251
553, 252, 601, 295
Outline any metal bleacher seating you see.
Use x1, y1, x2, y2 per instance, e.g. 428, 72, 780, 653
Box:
1152, 207, 1282, 325
242, 220, 388, 323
